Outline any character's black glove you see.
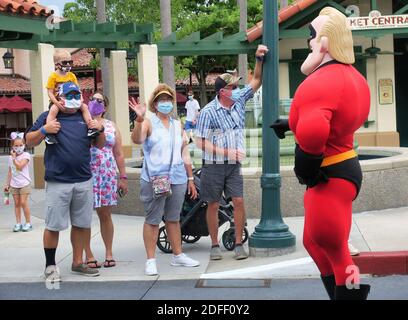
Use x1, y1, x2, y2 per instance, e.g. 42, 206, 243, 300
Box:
294, 144, 329, 188
270, 119, 290, 139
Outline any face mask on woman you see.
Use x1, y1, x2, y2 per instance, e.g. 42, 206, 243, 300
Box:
157, 101, 174, 115
89, 100, 105, 117
188, 95, 193, 101
13, 145, 25, 155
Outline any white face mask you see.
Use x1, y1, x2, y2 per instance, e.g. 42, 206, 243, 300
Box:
64, 98, 82, 109
13, 145, 25, 155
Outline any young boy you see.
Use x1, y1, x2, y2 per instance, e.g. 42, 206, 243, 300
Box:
184, 90, 200, 143
45, 49, 97, 144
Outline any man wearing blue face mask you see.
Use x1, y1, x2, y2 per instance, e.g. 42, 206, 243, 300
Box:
195, 44, 268, 261
25, 82, 106, 283
184, 90, 200, 143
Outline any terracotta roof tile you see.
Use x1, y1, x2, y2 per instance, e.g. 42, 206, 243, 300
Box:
0, 0, 53, 17
246, 0, 319, 42
0, 74, 31, 93
72, 49, 93, 68
78, 77, 138, 91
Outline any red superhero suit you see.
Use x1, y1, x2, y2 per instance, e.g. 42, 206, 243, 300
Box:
271, 7, 372, 300
289, 60, 370, 287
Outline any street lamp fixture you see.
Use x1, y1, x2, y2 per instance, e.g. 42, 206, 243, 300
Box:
2, 49, 14, 70
87, 48, 98, 92
126, 50, 137, 69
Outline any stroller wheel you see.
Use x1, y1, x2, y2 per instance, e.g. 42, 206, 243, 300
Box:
243, 227, 249, 244
222, 228, 235, 251
182, 235, 201, 243
222, 227, 250, 251
157, 226, 173, 254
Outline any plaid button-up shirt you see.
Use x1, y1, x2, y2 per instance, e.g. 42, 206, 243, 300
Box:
195, 85, 254, 162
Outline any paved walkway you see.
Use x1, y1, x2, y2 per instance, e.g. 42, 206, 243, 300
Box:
1, 155, 408, 284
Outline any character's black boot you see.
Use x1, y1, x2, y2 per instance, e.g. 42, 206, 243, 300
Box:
321, 274, 336, 300
334, 284, 371, 300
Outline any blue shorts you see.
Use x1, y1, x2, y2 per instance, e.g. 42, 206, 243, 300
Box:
185, 120, 196, 130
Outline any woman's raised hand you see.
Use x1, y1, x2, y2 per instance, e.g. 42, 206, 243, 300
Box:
129, 97, 146, 120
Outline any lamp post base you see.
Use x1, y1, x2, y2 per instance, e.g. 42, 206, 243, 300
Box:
249, 225, 296, 257
249, 245, 296, 258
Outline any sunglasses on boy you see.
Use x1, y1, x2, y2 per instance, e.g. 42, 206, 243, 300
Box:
64, 92, 81, 100
60, 60, 73, 66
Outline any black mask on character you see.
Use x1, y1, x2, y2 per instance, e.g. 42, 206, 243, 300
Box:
307, 24, 317, 52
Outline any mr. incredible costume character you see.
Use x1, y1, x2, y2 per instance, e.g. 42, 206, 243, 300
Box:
271, 7, 371, 300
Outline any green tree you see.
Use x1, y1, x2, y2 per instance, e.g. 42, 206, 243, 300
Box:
173, 0, 262, 105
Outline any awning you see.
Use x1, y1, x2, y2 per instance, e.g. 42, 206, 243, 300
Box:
0, 96, 32, 113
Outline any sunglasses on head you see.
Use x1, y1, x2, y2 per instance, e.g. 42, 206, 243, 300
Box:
90, 97, 104, 103
65, 92, 81, 100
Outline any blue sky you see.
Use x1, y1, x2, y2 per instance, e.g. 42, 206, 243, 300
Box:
40, 0, 73, 16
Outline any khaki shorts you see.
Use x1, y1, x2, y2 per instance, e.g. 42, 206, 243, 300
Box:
45, 179, 93, 231
10, 185, 31, 195
140, 180, 187, 225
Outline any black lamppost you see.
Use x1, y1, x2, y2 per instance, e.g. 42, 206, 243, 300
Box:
2, 49, 14, 70
126, 50, 137, 69
87, 48, 98, 92
248, 0, 296, 255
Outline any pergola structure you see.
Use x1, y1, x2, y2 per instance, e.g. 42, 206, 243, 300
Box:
0, 20, 153, 50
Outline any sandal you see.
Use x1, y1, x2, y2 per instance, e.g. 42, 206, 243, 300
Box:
86, 260, 102, 269
104, 259, 116, 268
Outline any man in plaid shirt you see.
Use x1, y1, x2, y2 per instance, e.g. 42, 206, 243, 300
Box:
195, 44, 269, 260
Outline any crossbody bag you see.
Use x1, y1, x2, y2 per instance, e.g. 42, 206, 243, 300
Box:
145, 121, 175, 199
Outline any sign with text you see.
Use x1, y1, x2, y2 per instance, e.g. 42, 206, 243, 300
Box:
379, 79, 394, 105
348, 10, 408, 30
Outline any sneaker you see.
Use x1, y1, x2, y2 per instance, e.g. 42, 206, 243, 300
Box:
13, 224, 22, 232
171, 253, 200, 267
71, 263, 100, 277
22, 223, 33, 232
45, 134, 58, 145
233, 244, 249, 260
348, 242, 360, 256
210, 245, 223, 260
87, 128, 100, 139
145, 259, 158, 276
44, 265, 61, 283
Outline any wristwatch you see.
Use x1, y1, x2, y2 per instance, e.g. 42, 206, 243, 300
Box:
256, 56, 264, 62
188, 177, 194, 181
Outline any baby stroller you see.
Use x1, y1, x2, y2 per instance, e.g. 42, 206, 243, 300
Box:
156, 168, 249, 253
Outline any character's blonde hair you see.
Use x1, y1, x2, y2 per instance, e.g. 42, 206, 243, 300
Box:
318, 7, 355, 64
53, 49, 72, 64
148, 83, 177, 117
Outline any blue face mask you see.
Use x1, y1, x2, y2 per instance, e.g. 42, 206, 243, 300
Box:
157, 101, 174, 115
64, 98, 82, 109
230, 88, 241, 102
